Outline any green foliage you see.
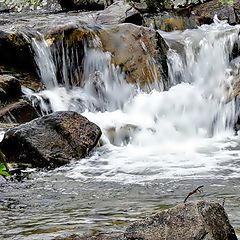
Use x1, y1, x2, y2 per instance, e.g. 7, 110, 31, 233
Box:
0, 162, 11, 177
219, 0, 234, 6
0, 0, 45, 10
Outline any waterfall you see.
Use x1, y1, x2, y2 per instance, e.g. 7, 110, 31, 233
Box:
21, 19, 240, 182
23, 31, 135, 114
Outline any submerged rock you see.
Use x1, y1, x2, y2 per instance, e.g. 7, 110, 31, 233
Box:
125, 200, 237, 240
0, 111, 102, 168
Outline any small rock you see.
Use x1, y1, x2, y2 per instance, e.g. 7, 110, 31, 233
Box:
125, 200, 237, 240
0, 111, 102, 168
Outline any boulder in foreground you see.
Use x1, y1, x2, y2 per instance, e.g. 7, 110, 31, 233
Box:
125, 200, 237, 240
58, 201, 237, 240
0, 111, 102, 168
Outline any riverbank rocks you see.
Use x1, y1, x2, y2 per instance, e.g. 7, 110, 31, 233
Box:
0, 111, 101, 168
125, 200, 237, 240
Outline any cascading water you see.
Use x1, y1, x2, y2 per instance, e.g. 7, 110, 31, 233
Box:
22, 19, 240, 183
12, 18, 240, 239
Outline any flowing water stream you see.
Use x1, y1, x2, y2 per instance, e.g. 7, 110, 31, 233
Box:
1, 18, 240, 239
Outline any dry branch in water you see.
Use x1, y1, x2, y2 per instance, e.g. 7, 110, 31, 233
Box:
184, 185, 204, 203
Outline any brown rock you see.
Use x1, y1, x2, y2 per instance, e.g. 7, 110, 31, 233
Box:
0, 111, 102, 168
98, 23, 168, 88
0, 100, 39, 124
125, 200, 237, 240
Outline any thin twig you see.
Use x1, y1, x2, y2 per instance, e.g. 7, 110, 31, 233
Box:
184, 185, 204, 203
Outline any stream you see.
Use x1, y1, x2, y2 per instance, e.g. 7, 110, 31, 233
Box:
1, 16, 240, 239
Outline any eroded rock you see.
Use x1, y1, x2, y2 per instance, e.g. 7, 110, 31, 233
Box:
0, 111, 102, 168
125, 200, 237, 240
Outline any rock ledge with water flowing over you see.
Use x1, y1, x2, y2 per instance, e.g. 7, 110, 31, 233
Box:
0, 111, 102, 168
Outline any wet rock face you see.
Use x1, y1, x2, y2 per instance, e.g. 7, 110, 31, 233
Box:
0, 30, 35, 76
0, 75, 22, 103
0, 100, 39, 124
0, 111, 102, 168
98, 23, 168, 88
125, 201, 238, 240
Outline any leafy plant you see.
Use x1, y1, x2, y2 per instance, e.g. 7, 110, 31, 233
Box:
0, 162, 11, 177
219, 0, 234, 6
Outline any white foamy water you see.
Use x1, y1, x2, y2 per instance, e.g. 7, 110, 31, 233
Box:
24, 19, 240, 184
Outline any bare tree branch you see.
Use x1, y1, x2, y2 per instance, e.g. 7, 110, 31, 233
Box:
184, 185, 204, 203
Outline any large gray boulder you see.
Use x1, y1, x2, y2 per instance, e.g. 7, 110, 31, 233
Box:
0, 111, 102, 168
96, 0, 143, 25
125, 200, 237, 240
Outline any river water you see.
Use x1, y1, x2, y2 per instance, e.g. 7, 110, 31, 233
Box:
1, 18, 240, 239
